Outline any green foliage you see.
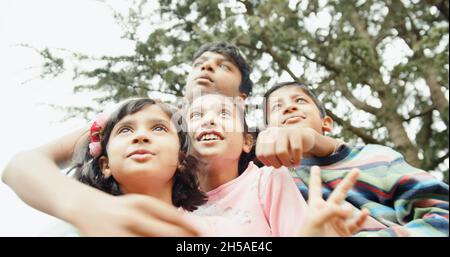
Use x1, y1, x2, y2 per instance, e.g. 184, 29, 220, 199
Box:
39, 48, 65, 78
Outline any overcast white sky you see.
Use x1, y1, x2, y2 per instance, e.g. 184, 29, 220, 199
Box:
0, 0, 135, 236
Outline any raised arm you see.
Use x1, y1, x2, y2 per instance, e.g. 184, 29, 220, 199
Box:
2, 127, 90, 220
1, 128, 198, 236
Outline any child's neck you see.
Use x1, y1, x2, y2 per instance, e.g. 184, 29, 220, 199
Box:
198, 159, 240, 192
120, 180, 173, 206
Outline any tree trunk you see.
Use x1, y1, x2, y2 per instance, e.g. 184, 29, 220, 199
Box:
384, 115, 422, 168
424, 67, 449, 126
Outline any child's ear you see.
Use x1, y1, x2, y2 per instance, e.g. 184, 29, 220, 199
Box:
322, 116, 334, 133
239, 92, 247, 100
99, 156, 112, 178
242, 133, 254, 153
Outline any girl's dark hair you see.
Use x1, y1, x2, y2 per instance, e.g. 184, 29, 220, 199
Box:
71, 98, 206, 211
236, 102, 256, 175
193, 42, 253, 96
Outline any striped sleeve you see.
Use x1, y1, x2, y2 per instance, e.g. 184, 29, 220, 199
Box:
354, 148, 449, 237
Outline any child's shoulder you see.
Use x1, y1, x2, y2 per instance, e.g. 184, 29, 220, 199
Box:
359, 144, 403, 158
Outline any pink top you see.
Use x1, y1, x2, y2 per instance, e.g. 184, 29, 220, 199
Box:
187, 162, 308, 236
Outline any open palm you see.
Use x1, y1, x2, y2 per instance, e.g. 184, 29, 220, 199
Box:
298, 166, 369, 237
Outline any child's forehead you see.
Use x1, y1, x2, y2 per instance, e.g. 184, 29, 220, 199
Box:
269, 85, 311, 102
193, 51, 233, 63
122, 104, 172, 122
189, 94, 236, 110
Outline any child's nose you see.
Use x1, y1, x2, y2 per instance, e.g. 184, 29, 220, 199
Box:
201, 61, 214, 72
132, 131, 151, 144
201, 113, 217, 127
283, 104, 298, 114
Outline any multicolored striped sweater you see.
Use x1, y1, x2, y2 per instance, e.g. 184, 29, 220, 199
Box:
290, 144, 449, 237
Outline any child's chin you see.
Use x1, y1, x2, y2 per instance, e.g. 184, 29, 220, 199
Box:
125, 165, 158, 174
196, 149, 223, 158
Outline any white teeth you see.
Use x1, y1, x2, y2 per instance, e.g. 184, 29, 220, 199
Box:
199, 133, 220, 141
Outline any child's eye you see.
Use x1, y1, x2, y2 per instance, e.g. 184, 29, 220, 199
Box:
219, 109, 231, 118
193, 61, 203, 68
271, 104, 282, 112
118, 127, 133, 134
190, 112, 202, 119
152, 125, 168, 132
219, 64, 230, 71
296, 97, 307, 104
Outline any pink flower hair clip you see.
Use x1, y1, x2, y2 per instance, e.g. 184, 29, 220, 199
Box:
88, 112, 109, 158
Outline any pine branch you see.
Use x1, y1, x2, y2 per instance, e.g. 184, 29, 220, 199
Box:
425, 0, 449, 21
327, 110, 382, 145
429, 151, 450, 171
404, 106, 434, 122
259, 31, 300, 82
334, 76, 380, 115
237, 40, 303, 83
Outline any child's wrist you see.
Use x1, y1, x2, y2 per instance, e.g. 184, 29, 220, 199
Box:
332, 139, 345, 154
311, 133, 337, 157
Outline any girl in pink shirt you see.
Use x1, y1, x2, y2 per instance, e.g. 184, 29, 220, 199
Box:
186, 93, 368, 236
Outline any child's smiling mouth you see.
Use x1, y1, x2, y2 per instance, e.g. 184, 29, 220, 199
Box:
196, 130, 224, 142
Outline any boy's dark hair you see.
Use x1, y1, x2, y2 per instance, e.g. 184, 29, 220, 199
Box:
193, 42, 253, 96
71, 98, 206, 211
262, 82, 327, 125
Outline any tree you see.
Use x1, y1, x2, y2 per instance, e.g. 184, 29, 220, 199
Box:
33, 0, 449, 182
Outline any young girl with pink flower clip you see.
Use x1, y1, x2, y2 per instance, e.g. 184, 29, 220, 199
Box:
46, 97, 268, 236
42, 98, 205, 236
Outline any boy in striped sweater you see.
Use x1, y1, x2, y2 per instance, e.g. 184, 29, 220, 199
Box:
256, 81, 449, 236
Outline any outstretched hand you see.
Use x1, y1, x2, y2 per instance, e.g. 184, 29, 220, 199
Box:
71, 193, 199, 237
298, 166, 369, 237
